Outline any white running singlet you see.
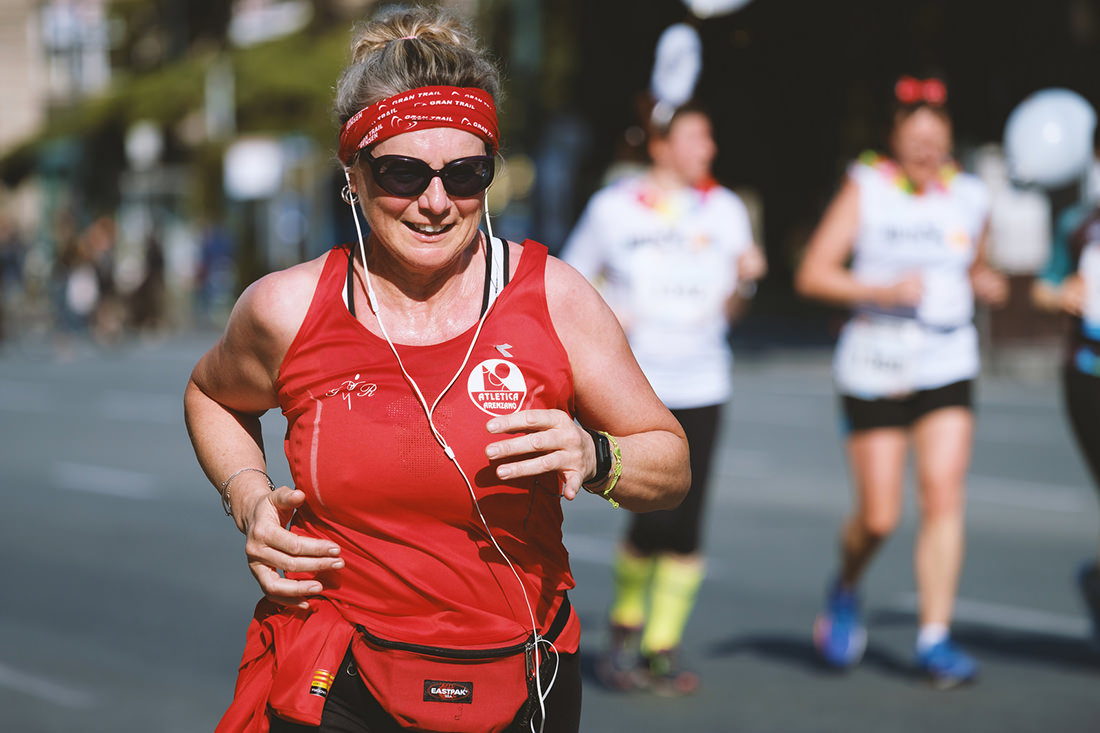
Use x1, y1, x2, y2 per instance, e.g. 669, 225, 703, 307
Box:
562, 175, 754, 409
833, 154, 991, 398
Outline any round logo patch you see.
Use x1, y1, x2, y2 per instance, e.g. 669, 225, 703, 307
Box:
467, 359, 527, 415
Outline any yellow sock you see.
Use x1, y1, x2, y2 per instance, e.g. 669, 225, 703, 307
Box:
608, 549, 655, 629
640, 555, 705, 654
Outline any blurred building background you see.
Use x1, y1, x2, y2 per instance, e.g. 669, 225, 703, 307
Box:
0, 0, 1098, 370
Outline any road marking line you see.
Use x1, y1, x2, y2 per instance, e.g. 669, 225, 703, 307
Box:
100, 390, 181, 425
0, 661, 95, 709
968, 475, 1092, 514
51, 461, 158, 499
891, 592, 1089, 638
0, 380, 56, 414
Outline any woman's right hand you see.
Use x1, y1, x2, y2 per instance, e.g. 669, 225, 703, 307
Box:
240, 486, 344, 609
876, 273, 923, 308
1059, 274, 1087, 317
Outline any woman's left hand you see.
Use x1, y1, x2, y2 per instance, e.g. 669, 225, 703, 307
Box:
485, 409, 594, 500
738, 244, 768, 283
971, 263, 1008, 306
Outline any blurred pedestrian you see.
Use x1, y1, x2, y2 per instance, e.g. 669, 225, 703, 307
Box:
795, 75, 1007, 688
83, 215, 124, 345
561, 101, 766, 695
1031, 138, 1100, 642
196, 218, 235, 325
184, 6, 689, 732
55, 210, 94, 338
129, 230, 166, 332
0, 213, 26, 343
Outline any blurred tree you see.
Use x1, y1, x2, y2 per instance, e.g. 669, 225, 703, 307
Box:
109, 0, 231, 70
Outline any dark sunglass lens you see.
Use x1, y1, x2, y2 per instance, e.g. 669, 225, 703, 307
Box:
442, 159, 493, 196
366, 153, 492, 197
375, 160, 431, 196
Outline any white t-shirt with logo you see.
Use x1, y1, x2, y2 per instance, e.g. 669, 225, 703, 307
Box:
834, 156, 991, 397
562, 175, 754, 409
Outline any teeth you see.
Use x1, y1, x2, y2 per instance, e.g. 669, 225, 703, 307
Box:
410, 223, 446, 234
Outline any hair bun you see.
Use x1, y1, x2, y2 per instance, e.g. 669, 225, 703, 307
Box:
350, 7, 474, 64
334, 6, 501, 132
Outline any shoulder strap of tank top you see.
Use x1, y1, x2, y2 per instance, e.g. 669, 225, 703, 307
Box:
345, 245, 357, 318
480, 235, 509, 315
345, 236, 508, 319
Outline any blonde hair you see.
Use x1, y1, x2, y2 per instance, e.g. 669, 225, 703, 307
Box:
334, 5, 501, 126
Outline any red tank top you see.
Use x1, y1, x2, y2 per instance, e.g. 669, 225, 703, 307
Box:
275, 241, 577, 649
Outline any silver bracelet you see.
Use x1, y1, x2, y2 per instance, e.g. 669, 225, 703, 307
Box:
219, 467, 275, 517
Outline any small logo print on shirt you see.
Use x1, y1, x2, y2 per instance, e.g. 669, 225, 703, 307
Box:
467, 359, 527, 415
946, 227, 972, 252
494, 343, 513, 357
325, 373, 378, 409
309, 669, 336, 697
423, 680, 473, 704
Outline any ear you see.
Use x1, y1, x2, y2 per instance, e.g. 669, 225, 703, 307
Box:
344, 166, 360, 195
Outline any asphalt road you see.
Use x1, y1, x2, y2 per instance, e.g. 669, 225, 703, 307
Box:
1, 332, 1098, 732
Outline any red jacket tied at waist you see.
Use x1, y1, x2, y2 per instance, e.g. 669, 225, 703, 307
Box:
216, 599, 355, 732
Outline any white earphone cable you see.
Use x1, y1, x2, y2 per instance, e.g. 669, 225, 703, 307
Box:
343, 170, 554, 732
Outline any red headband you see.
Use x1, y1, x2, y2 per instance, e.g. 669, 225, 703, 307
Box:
338, 85, 499, 165
894, 76, 947, 106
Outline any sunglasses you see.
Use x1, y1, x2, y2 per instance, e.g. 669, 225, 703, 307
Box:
359, 150, 495, 198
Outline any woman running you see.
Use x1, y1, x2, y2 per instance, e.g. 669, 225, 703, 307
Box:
795, 76, 1006, 688
562, 102, 765, 695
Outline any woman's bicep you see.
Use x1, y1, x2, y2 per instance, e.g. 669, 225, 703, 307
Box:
190, 284, 284, 415
547, 260, 680, 437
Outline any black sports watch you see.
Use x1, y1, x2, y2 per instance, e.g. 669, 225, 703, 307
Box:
583, 428, 612, 489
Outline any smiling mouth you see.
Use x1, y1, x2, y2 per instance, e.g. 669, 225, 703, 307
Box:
405, 222, 453, 235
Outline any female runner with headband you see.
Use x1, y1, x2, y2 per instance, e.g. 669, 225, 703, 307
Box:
795, 76, 1006, 688
184, 7, 689, 732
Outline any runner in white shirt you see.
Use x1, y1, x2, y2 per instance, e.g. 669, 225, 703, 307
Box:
562, 103, 765, 695
795, 76, 1006, 688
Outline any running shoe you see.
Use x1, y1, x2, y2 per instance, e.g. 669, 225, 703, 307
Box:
813, 579, 867, 669
595, 624, 643, 691
1077, 561, 1100, 646
640, 647, 700, 697
914, 638, 977, 689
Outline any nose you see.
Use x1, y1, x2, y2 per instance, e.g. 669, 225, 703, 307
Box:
418, 175, 450, 213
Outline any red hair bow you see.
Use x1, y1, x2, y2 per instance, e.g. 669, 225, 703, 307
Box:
894, 76, 947, 106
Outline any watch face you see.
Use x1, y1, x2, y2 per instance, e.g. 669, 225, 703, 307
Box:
586, 429, 612, 487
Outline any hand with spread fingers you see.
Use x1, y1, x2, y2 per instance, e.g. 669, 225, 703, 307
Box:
485, 410, 594, 501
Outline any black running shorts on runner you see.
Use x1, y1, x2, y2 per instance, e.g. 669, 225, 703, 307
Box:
841, 379, 973, 433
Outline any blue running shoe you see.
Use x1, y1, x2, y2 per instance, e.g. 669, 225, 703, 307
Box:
915, 638, 977, 689
813, 579, 867, 668
1077, 561, 1100, 646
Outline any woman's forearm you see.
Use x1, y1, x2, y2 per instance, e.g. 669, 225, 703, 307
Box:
184, 378, 273, 531
593, 428, 690, 513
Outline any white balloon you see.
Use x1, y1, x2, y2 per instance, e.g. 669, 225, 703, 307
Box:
1004, 88, 1096, 188
650, 23, 702, 110
682, 0, 754, 19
